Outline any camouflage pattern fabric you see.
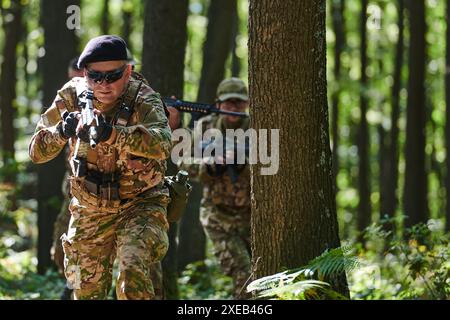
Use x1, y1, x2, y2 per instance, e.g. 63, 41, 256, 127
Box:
179, 114, 252, 299
29, 76, 172, 300
200, 202, 251, 299
62, 193, 169, 300
51, 188, 71, 274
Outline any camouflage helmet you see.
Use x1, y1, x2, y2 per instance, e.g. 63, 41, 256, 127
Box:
216, 77, 248, 102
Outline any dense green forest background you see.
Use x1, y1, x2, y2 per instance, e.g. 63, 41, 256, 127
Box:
0, 0, 448, 299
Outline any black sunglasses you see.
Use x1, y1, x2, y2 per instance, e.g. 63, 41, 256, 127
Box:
86, 65, 127, 84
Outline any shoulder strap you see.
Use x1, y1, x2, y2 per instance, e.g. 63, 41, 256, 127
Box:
114, 80, 143, 126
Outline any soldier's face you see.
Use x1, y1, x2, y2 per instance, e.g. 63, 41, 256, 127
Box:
85, 60, 131, 109
219, 99, 248, 124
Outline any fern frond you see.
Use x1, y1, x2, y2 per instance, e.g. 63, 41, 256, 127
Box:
255, 279, 348, 300
305, 245, 360, 278
246, 268, 312, 292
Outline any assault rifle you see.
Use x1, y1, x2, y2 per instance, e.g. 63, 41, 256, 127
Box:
163, 97, 248, 118
72, 89, 98, 177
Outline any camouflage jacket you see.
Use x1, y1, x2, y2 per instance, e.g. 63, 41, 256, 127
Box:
179, 115, 250, 212
29, 77, 172, 207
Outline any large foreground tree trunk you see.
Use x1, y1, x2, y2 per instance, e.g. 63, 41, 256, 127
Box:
249, 0, 349, 296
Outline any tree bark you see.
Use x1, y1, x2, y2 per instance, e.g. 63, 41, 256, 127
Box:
0, 1, 22, 184
249, 0, 349, 296
141, 0, 189, 299
357, 0, 371, 235
380, 0, 404, 232
403, 0, 427, 228
38, 0, 79, 275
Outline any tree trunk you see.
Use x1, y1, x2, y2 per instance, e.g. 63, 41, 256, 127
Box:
38, 0, 79, 275
196, 0, 237, 104
330, 0, 346, 188
381, 0, 404, 232
357, 0, 371, 235
141, 0, 189, 299
230, 4, 241, 77
179, 0, 239, 275
445, 0, 450, 232
403, 0, 427, 229
101, 0, 109, 35
179, 0, 238, 274
249, 0, 349, 296
0, 1, 22, 184
121, 0, 132, 52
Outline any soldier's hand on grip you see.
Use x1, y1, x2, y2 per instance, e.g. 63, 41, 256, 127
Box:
95, 114, 113, 143
77, 123, 91, 143
59, 111, 80, 139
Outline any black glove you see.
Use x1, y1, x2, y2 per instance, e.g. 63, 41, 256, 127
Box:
77, 123, 91, 143
77, 114, 113, 144
95, 115, 113, 143
58, 111, 79, 139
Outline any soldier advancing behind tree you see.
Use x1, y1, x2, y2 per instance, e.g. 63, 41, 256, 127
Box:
29, 35, 172, 300
179, 78, 251, 299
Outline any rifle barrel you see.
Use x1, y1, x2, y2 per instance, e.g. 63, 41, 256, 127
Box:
163, 97, 248, 118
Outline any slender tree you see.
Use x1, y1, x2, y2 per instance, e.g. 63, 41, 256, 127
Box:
230, 2, 241, 77
37, 0, 79, 274
380, 0, 404, 232
121, 0, 132, 52
101, 0, 109, 35
0, 1, 22, 184
357, 0, 371, 235
196, 0, 237, 104
249, 0, 349, 296
178, 0, 239, 274
403, 0, 427, 228
141, 0, 189, 299
330, 0, 346, 186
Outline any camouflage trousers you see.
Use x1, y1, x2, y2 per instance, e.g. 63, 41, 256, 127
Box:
199, 203, 252, 299
61, 193, 169, 300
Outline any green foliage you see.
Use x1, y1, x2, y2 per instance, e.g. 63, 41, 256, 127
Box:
247, 246, 357, 300
349, 219, 449, 300
0, 252, 65, 300
178, 258, 234, 300
306, 245, 360, 280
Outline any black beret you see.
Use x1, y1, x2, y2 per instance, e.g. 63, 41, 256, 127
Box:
77, 35, 128, 69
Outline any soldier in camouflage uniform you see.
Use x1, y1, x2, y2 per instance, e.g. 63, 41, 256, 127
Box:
29, 35, 172, 300
179, 78, 251, 299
